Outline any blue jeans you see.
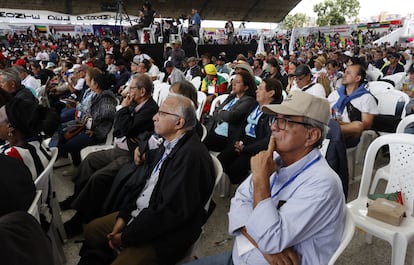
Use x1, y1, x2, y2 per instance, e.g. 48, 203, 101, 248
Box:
183, 252, 233, 265
60, 107, 76, 123
60, 132, 97, 166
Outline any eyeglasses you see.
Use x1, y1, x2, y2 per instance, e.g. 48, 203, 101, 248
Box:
157, 110, 181, 119
268, 116, 312, 130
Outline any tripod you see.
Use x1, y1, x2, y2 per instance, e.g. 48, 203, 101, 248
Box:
115, 0, 133, 29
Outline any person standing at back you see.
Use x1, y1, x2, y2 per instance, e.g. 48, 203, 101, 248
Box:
190, 8, 201, 38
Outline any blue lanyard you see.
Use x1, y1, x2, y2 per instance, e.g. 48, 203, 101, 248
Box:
223, 98, 238, 111
270, 154, 322, 198
250, 104, 262, 120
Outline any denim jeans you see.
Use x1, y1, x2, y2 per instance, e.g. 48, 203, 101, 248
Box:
183, 252, 234, 265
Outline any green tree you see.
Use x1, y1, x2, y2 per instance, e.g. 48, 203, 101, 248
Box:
313, 0, 360, 26
282, 13, 307, 30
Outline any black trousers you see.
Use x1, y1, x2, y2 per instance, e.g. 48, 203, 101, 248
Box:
72, 147, 131, 222
218, 148, 251, 184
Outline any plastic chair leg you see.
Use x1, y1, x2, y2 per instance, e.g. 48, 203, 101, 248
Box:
365, 233, 373, 244
51, 191, 67, 242
218, 172, 231, 198
391, 236, 408, 265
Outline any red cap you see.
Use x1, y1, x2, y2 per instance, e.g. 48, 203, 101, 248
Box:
13, 59, 26, 67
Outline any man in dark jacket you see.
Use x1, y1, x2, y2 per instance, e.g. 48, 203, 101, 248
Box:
62, 74, 158, 234
0, 67, 38, 104
80, 94, 215, 265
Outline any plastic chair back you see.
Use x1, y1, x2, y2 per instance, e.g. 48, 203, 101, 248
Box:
209, 94, 229, 116
218, 73, 229, 81
196, 91, 207, 120
191, 76, 201, 90
368, 83, 409, 117
200, 124, 208, 142
35, 147, 58, 204
382, 72, 406, 90
396, 114, 414, 133
157, 72, 165, 82
205, 155, 223, 211
327, 207, 355, 265
385, 139, 414, 215
367, 80, 394, 94
157, 83, 171, 106
27, 190, 42, 223
152, 84, 161, 103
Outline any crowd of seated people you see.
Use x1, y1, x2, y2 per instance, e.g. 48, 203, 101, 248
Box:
1, 24, 414, 265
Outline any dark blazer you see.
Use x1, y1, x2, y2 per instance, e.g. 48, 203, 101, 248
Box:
235, 110, 273, 155
0, 212, 54, 265
118, 131, 215, 264
113, 97, 158, 152
210, 93, 257, 146
326, 119, 349, 199
0, 154, 36, 217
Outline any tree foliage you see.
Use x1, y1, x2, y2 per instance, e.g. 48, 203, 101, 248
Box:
313, 0, 360, 26
282, 13, 307, 30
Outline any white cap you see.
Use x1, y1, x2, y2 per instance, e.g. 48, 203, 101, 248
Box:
344, 51, 353, 57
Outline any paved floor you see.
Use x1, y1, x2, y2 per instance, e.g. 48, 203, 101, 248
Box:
55, 150, 413, 265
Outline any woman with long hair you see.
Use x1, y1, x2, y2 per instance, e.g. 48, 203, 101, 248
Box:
204, 70, 257, 152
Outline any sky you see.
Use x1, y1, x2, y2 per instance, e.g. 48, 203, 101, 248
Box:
289, 0, 408, 18
203, 0, 408, 29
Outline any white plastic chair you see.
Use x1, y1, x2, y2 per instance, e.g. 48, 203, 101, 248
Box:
27, 190, 42, 223
35, 147, 66, 264
372, 88, 410, 118
200, 124, 208, 142
370, 114, 414, 194
157, 83, 171, 106
152, 84, 161, 103
356, 82, 410, 166
347, 133, 414, 265
191, 76, 201, 90
218, 73, 229, 81
366, 67, 383, 81
157, 72, 165, 82
382, 72, 406, 90
196, 91, 207, 120
282, 90, 288, 100
141, 24, 156, 44
36, 84, 50, 107
396, 113, 414, 134
367, 80, 395, 94
327, 207, 355, 265
209, 94, 230, 116
319, 139, 330, 158
80, 128, 115, 161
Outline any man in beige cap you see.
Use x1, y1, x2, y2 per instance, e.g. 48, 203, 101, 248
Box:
184, 91, 346, 265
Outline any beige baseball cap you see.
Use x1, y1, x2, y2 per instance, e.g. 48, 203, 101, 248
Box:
262, 91, 330, 125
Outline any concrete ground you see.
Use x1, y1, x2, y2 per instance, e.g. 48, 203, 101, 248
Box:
55, 150, 413, 265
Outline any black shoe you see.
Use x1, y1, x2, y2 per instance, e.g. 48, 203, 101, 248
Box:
64, 213, 83, 238
59, 195, 75, 210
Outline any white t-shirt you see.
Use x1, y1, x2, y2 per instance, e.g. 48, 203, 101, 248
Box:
148, 64, 160, 79
74, 78, 86, 91
291, 82, 326, 98
328, 90, 378, 122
